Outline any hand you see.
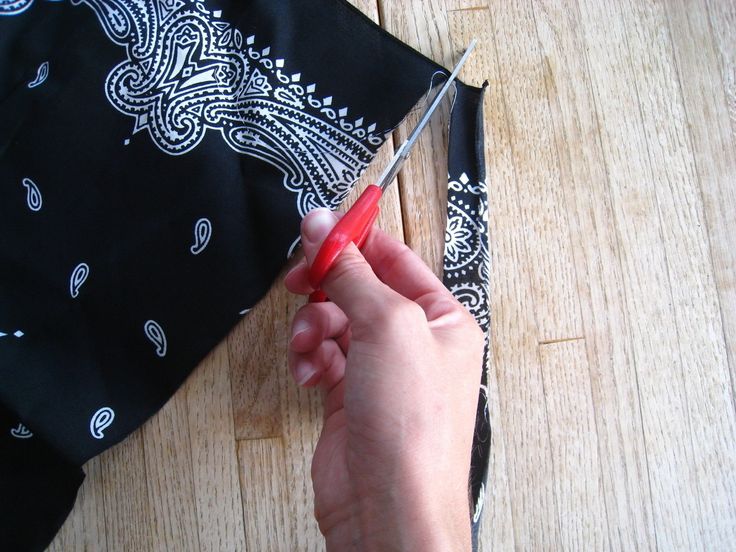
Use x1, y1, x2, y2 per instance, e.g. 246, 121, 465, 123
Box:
284, 209, 483, 551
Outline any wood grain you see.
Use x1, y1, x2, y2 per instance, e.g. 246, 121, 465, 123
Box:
185, 341, 247, 552
487, 0, 583, 343
531, 0, 655, 548
237, 438, 290, 551
446, 10, 516, 552
48, 1, 736, 551
624, 1, 736, 545
666, 0, 736, 407
470, 4, 562, 548
100, 431, 153, 551
539, 340, 608, 551
379, 0, 455, 277
141, 391, 200, 552
705, 0, 736, 143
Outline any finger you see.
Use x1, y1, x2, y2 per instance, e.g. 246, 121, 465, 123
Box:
284, 259, 312, 295
322, 378, 345, 421
300, 209, 460, 324
296, 209, 449, 302
284, 212, 346, 296
288, 338, 346, 388
301, 209, 409, 326
290, 302, 351, 355
359, 225, 455, 304
318, 341, 347, 393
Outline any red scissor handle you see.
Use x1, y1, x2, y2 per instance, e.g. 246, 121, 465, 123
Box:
308, 185, 383, 302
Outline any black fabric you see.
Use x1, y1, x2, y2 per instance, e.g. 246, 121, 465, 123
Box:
0, 1, 490, 549
0, 402, 84, 550
444, 82, 490, 549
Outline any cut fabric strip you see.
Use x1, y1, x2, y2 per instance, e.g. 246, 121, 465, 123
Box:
444, 82, 490, 548
0, 0, 490, 549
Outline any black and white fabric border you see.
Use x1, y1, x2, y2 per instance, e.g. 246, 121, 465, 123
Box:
444, 82, 490, 547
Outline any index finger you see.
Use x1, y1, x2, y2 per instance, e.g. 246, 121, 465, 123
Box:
286, 211, 457, 307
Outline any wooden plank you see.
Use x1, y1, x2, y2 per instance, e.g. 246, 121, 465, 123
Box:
531, 0, 656, 548
228, 296, 287, 441
378, 0, 455, 277
185, 341, 247, 552
473, 372, 516, 552
279, 326, 325, 552
576, 0, 736, 548
576, 1, 697, 546
141, 391, 200, 551
446, 0, 486, 9
100, 431, 153, 551
231, 270, 322, 552
539, 340, 609, 551
445, 6, 561, 549
485, 0, 583, 342
622, 0, 736, 546
47, 456, 108, 552
446, 9, 516, 552
238, 438, 291, 552
666, 0, 736, 403
705, 0, 736, 143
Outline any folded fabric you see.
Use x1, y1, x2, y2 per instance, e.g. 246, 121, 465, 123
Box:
0, 0, 489, 549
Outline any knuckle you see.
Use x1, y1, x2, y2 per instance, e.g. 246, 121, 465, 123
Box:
388, 242, 415, 268
326, 252, 369, 284
378, 300, 426, 331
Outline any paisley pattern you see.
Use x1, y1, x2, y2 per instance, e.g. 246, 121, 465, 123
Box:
27, 61, 50, 88
22, 177, 42, 212
10, 423, 33, 439
443, 169, 491, 533
444, 172, 489, 331
75, 0, 383, 216
190, 218, 212, 255
69, 263, 90, 298
144, 320, 167, 357
1, 1, 490, 547
0, 0, 33, 16
89, 407, 114, 439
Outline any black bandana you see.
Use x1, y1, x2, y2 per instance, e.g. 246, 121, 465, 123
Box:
0, 1, 489, 549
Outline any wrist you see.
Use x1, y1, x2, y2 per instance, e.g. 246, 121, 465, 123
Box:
324, 478, 471, 551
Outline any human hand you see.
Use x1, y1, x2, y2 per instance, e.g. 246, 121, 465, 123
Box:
284, 208, 483, 551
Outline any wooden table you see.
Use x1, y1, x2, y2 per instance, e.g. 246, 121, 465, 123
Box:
50, 0, 736, 550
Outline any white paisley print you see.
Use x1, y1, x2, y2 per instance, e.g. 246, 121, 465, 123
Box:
444, 169, 491, 530
444, 172, 490, 332
0, 0, 33, 16
67, 0, 384, 216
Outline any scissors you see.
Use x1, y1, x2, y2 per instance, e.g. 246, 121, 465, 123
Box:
308, 40, 477, 303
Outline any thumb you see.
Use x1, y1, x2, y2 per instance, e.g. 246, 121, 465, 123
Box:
301, 209, 405, 325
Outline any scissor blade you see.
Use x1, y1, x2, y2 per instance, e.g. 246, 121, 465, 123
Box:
375, 39, 477, 191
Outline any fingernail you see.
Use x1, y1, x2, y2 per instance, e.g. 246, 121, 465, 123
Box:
303, 209, 336, 244
285, 259, 306, 280
290, 319, 310, 344
294, 360, 317, 386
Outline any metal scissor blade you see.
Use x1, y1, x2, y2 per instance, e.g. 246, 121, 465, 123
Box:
375, 39, 477, 191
